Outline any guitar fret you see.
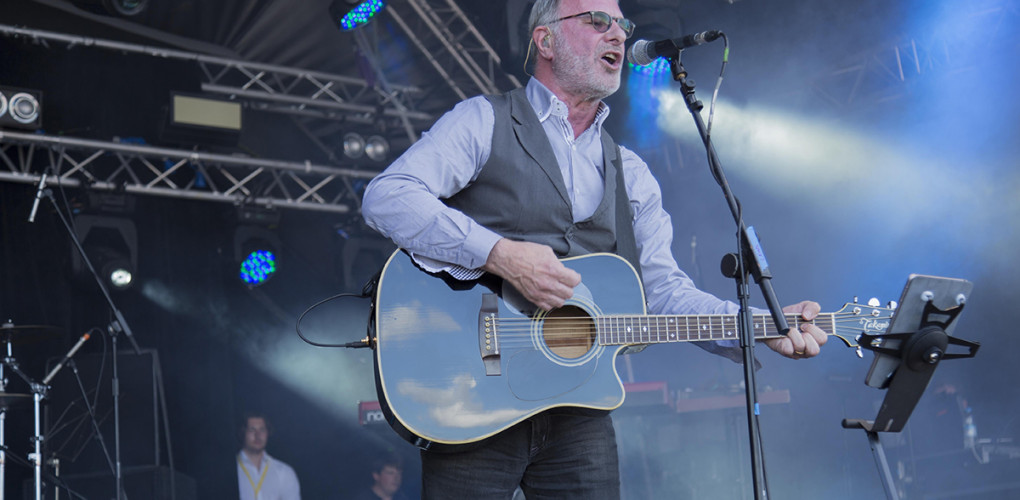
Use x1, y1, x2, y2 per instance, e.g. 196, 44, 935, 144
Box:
599, 310, 839, 346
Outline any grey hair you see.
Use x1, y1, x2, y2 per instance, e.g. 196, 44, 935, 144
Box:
527, 0, 562, 38
526, 0, 621, 37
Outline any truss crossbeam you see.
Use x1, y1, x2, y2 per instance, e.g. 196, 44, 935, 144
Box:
387, 0, 522, 100
0, 130, 375, 213
0, 24, 430, 127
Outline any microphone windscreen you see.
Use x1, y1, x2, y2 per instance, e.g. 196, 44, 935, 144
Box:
626, 39, 655, 67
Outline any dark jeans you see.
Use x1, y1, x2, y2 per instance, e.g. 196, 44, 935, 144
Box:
421, 412, 620, 500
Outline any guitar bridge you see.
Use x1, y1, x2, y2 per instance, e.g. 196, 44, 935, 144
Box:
479, 293, 501, 376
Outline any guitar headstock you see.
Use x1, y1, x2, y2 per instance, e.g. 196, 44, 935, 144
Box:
830, 300, 895, 354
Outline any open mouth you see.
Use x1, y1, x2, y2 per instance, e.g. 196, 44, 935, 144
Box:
600, 51, 622, 69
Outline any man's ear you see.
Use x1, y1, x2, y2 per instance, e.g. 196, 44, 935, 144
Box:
533, 27, 553, 57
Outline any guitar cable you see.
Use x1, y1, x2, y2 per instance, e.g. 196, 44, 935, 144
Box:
295, 291, 374, 348
296, 269, 382, 348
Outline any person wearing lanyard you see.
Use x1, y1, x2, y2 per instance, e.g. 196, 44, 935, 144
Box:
237, 413, 301, 500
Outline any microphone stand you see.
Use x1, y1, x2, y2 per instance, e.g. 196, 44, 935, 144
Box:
667, 56, 789, 500
35, 183, 138, 500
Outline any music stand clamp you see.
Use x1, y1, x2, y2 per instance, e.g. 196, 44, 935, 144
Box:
842, 275, 980, 500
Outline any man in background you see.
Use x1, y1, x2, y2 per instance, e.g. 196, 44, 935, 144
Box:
237, 412, 301, 500
353, 454, 408, 500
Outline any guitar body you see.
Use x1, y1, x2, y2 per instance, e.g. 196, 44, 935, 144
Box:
373, 250, 646, 448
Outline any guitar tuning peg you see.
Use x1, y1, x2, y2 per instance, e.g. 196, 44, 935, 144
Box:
887, 300, 897, 310
853, 296, 859, 304
867, 297, 880, 307
855, 346, 863, 358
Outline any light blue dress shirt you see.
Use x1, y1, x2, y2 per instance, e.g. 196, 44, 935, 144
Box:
362, 78, 742, 360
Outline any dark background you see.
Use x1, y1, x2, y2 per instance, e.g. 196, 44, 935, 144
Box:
2, 0, 1019, 498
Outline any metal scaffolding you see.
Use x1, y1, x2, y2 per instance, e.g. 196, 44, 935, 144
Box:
387, 0, 523, 101
0, 0, 525, 213
0, 23, 433, 129
0, 130, 375, 213
808, 1, 1017, 110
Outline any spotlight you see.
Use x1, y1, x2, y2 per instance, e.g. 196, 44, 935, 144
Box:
233, 219, 281, 288
0, 86, 43, 130
330, 0, 386, 32
342, 132, 366, 159
94, 246, 135, 291
71, 215, 138, 292
364, 135, 390, 162
239, 248, 277, 286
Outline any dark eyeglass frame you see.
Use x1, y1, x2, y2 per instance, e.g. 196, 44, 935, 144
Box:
549, 11, 636, 39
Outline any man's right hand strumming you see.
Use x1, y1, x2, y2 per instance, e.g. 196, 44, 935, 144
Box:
482, 239, 581, 311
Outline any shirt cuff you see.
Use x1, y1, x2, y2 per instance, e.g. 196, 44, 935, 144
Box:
461, 225, 504, 269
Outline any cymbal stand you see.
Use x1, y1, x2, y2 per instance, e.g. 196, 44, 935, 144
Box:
3, 353, 45, 500
3, 329, 94, 500
0, 340, 8, 500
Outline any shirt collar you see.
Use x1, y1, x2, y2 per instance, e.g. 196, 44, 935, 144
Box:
239, 450, 272, 468
525, 77, 612, 132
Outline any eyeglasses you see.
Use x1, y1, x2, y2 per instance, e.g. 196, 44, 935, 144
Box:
550, 11, 636, 39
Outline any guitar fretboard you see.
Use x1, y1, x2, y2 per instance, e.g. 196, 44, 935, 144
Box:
596, 313, 835, 345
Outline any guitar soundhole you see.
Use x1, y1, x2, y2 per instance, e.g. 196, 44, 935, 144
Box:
543, 306, 595, 359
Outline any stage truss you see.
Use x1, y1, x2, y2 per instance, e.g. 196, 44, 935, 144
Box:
0, 130, 374, 213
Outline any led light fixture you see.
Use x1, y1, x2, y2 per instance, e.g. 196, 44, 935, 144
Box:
330, 0, 386, 32
240, 249, 278, 286
629, 57, 671, 77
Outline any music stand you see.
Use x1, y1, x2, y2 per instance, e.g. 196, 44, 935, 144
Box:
842, 275, 980, 500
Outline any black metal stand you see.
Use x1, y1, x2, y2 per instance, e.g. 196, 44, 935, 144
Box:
36, 184, 140, 500
842, 275, 980, 499
666, 55, 790, 500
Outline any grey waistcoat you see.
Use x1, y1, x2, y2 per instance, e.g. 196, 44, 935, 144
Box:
444, 88, 640, 273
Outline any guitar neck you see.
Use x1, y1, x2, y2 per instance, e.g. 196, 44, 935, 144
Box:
597, 312, 834, 346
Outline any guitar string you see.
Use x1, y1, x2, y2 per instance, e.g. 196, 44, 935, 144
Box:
471, 313, 880, 347
489, 312, 880, 329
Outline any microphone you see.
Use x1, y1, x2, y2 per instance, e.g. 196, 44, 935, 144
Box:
28, 172, 48, 223
42, 332, 91, 385
627, 31, 723, 66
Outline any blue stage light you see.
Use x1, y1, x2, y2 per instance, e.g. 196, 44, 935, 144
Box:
240, 249, 277, 286
333, 0, 386, 32
629, 57, 671, 77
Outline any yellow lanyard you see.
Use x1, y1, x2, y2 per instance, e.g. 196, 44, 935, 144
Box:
238, 455, 269, 499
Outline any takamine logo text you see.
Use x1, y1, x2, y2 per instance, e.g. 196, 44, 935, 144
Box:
860, 318, 890, 333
